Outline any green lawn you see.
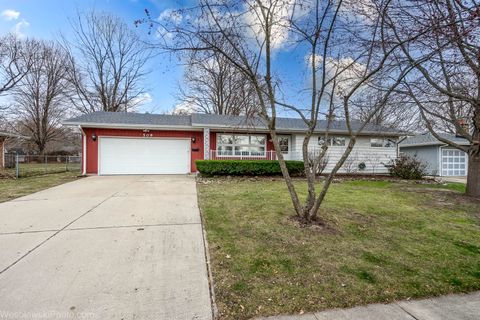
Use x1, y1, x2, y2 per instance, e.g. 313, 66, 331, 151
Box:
197, 178, 480, 319
0, 172, 81, 203
3, 162, 81, 178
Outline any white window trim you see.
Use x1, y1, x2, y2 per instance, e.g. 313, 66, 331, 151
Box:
217, 133, 267, 157
370, 137, 397, 148
318, 135, 346, 147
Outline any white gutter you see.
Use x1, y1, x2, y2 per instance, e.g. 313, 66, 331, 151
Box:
62, 121, 202, 131
400, 142, 470, 148
62, 121, 404, 137
191, 124, 405, 136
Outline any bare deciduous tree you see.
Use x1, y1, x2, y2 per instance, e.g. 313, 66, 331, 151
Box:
12, 40, 71, 155
175, 47, 260, 116
383, 0, 480, 196
0, 33, 34, 95
66, 11, 152, 113
0, 34, 36, 121
143, 0, 429, 223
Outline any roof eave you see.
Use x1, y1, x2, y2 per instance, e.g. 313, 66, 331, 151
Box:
62, 121, 404, 136
62, 121, 201, 131
400, 141, 470, 148
194, 124, 404, 136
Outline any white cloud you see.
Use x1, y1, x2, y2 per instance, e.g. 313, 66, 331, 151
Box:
339, 0, 379, 24
12, 19, 29, 38
1, 9, 20, 21
131, 92, 153, 108
171, 100, 195, 115
158, 8, 183, 25
308, 54, 367, 96
243, 0, 299, 50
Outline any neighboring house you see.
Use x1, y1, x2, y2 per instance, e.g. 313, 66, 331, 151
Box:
63, 112, 404, 175
0, 131, 28, 168
399, 133, 470, 177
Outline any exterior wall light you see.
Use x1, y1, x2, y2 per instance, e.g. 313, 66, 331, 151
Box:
92, 133, 97, 141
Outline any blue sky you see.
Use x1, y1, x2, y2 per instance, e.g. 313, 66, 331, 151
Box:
0, 0, 196, 114
0, 0, 310, 116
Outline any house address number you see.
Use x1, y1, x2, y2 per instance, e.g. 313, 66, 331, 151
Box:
142, 133, 153, 137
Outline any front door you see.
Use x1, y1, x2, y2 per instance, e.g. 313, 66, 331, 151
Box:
278, 135, 291, 160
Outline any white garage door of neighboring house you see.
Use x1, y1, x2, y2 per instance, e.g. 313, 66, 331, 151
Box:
441, 148, 467, 176
99, 137, 190, 175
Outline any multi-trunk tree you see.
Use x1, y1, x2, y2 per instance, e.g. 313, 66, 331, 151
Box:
144, 0, 431, 223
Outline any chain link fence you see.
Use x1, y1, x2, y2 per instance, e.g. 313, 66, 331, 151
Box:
2, 153, 81, 178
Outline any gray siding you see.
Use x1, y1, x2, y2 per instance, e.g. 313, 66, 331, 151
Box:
400, 146, 439, 175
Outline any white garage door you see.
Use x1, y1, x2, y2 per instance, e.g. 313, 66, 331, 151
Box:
441, 148, 467, 176
99, 137, 190, 175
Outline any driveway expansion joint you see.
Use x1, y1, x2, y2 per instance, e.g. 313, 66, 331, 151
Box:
0, 181, 136, 275
0, 222, 202, 236
0, 229, 60, 236
65, 222, 202, 231
395, 303, 421, 320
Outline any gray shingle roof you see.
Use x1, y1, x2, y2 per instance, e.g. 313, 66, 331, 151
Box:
191, 113, 402, 134
399, 133, 470, 147
64, 112, 192, 127
64, 111, 404, 135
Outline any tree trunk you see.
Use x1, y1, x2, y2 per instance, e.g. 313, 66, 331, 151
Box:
466, 115, 480, 197
269, 131, 304, 216
466, 153, 480, 197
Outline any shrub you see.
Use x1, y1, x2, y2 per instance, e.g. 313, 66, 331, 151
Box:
196, 160, 304, 176
358, 162, 366, 171
385, 154, 427, 180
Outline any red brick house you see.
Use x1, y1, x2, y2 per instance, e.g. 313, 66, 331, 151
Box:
63, 112, 403, 175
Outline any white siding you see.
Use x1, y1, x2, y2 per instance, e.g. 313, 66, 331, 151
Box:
291, 134, 398, 174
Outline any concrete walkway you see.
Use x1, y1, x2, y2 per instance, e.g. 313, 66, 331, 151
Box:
0, 175, 212, 320
441, 176, 467, 184
256, 291, 480, 320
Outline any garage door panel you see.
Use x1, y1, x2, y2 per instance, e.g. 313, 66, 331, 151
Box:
99, 138, 190, 175
441, 148, 467, 176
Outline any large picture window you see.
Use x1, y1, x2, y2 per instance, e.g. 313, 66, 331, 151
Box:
217, 134, 266, 156
370, 138, 396, 148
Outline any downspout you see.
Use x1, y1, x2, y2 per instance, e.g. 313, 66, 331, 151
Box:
79, 126, 87, 175
397, 136, 408, 158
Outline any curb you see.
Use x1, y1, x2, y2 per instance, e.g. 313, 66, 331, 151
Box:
197, 179, 219, 319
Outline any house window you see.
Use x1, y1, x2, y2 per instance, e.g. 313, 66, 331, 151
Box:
217, 134, 266, 156
278, 137, 289, 154
318, 136, 346, 147
371, 138, 396, 148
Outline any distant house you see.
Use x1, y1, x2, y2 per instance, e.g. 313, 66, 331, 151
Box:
399, 133, 469, 177
63, 112, 404, 176
0, 131, 29, 168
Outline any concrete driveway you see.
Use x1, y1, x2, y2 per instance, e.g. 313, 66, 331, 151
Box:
442, 176, 467, 184
0, 175, 213, 320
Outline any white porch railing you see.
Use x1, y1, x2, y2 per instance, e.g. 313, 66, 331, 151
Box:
209, 150, 279, 160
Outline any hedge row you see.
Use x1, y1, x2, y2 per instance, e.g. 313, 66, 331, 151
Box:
195, 160, 304, 176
